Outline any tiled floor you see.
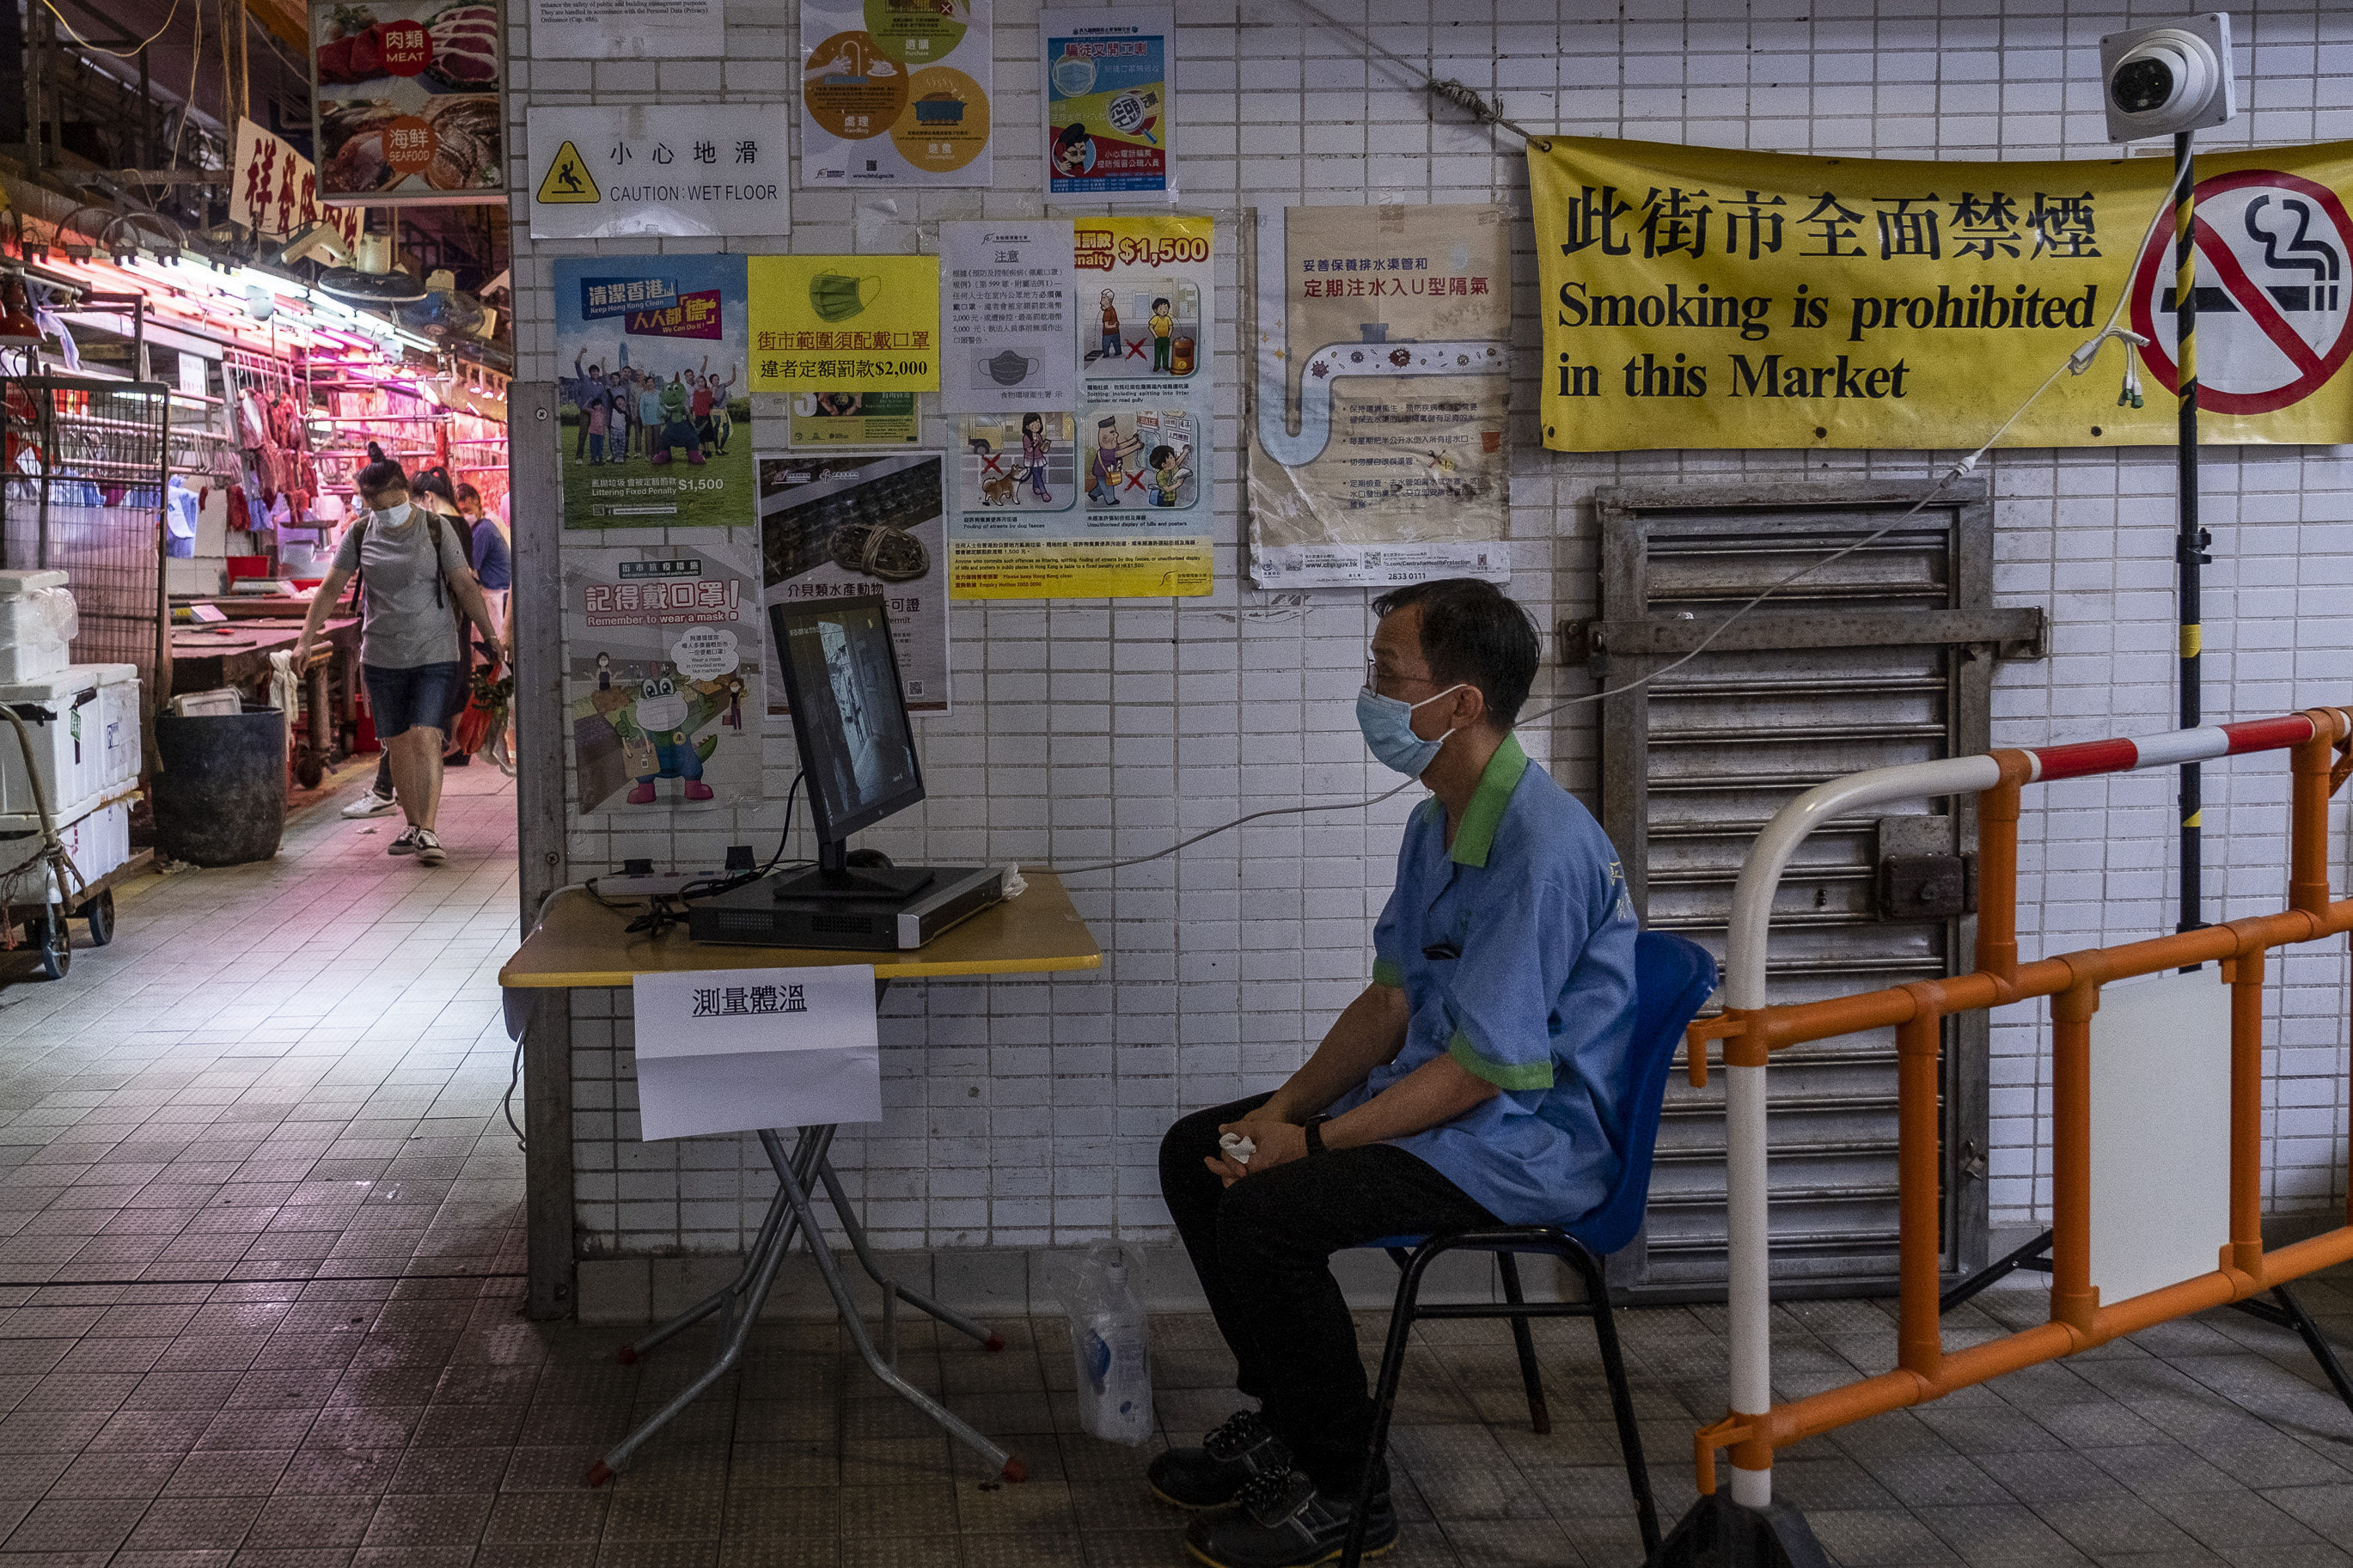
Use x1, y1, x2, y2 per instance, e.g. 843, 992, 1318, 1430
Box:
0, 760, 526, 1290
3, 769, 2351, 1565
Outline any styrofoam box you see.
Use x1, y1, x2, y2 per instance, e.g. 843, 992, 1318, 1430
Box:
0, 570, 76, 683
86, 666, 141, 787
0, 669, 103, 817
0, 796, 127, 885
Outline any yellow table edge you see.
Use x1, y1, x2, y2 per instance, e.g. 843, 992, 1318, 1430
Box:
498, 877, 1104, 990
503, 952, 1104, 989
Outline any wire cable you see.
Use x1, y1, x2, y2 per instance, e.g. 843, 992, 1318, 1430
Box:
1274, 0, 1555, 147
1042, 177, 2183, 882
40, 0, 181, 59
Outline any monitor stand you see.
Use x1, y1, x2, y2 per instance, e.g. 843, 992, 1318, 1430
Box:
768, 841, 936, 902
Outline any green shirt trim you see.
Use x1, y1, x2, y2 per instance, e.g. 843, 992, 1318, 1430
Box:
1372, 958, 1405, 988
1448, 1029, 1555, 1092
1448, 733, 1530, 869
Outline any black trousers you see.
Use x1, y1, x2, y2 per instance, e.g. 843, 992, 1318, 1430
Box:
1158, 1094, 1496, 1492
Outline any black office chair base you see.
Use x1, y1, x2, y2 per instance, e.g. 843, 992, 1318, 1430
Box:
1341, 1229, 1659, 1568
1647, 1489, 1833, 1568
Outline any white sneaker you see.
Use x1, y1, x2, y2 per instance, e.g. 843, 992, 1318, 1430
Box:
414, 829, 446, 866
342, 790, 398, 819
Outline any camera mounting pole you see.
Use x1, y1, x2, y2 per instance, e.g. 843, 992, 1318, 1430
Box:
2173, 127, 2207, 940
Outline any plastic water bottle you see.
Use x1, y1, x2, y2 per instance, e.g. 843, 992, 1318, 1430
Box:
1072, 1253, 1154, 1445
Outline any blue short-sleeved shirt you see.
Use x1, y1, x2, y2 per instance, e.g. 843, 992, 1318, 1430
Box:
1326, 734, 1640, 1229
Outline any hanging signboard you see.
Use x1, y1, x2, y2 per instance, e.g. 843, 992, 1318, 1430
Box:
748, 254, 941, 394
757, 454, 951, 715
947, 217, 1213, 598
1530, 135, 2353, 450
939, 219, 1078, 414
800, 0, 994, 189
553, 254, 755, 530
1042, 6, 1174, 204
527, 0, 722, 60
310, 1, 503, 204
229, 119, 364, 250
564, 542, 767, 816
525, 105, 790, 240
1248, 204, 1513, 589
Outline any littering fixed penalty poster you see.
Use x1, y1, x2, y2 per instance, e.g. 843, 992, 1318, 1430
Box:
554, 254, 754, 529
801, 0, 993, 188
948, 216, 1213, 598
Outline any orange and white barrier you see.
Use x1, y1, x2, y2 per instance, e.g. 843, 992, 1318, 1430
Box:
1696, 708, 2353, 1509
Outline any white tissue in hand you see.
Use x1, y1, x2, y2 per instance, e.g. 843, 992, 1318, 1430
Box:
1219, 1132, 1256, 1165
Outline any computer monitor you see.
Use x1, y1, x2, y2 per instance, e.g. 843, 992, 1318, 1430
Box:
767, 594, 933, 899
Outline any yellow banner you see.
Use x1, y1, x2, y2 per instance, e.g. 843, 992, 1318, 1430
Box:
1531, 137, 2353, 450
749, 254, 940, 393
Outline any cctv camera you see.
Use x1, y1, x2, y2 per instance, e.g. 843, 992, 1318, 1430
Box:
276, 221, 352, 270
2099, 14, 2235, 142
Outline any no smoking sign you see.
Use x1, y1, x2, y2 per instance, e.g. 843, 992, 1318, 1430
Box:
2130, 169, 2353, 416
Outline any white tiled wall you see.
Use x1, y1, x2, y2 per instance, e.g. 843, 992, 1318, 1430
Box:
508, 1, 2353, 1265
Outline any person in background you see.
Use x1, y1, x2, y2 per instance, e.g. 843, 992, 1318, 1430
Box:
460, 483, 510, 644
567, 349, 606, 464
605, 369, 632, 462
706, 360, 738, 454
409, 467, 478, 766
302, 450, 503, 864
690, 363, 717, 451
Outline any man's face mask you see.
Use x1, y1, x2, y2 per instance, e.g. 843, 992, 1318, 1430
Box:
1355, 682, 1469, 778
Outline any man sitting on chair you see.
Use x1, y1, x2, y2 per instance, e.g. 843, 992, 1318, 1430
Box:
1155, 578, 1640, 1568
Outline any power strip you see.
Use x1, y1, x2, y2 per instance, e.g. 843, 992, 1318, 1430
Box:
596, 849, 758, 900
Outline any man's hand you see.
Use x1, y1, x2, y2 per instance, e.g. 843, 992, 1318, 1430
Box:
294, 631, 315, 668
1205, 1114, 1308, 1187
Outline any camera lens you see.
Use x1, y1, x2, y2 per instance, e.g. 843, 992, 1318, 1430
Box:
2112, 56, 2175, 114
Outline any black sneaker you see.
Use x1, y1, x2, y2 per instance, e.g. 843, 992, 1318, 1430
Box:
1183, 1468, 1397, 1568
1148, 1409, 1294, 1510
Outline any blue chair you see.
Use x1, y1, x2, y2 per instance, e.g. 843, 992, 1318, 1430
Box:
1340, 930, 1719, 1568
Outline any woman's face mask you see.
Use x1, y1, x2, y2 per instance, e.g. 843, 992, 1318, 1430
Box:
1355, 682, 1469, 778
367, 497, 413, 526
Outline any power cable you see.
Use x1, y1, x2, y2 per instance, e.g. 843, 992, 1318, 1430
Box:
39, 0, 181, 59
1273, 0, 1554, 147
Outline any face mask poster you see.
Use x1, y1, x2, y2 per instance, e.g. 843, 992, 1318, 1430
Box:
1530, 137, 2353, 451
553, 254, 754, 530
1246, 204, 1513, 590
947, 217, 1214, 599
563, 544, 765, 815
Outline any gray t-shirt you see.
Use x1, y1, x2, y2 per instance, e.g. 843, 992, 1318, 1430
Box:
333, 507, 470, 669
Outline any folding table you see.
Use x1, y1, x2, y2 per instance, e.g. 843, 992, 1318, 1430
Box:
498, 873, 1103, 1486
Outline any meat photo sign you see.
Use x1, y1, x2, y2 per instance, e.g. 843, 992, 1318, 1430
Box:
309, 2, 503, 204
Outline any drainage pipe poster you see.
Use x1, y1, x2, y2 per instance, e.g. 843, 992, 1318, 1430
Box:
565, 543, 765, 815
801, 0, 993, 188
948, 216, 1213, 598
749, 254, 941, 394
757, 454, 950, 716
1042, 7, 1173, 203
940, 220, 1077, 413
1247, 204, 1513, 589
555, 254, 754, 529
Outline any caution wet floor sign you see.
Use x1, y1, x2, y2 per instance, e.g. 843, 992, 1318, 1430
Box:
1530, 136, 2353, 450
525, 106, 790, 240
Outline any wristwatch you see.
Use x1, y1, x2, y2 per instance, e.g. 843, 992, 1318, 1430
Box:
1303, 1114, 1332, 1156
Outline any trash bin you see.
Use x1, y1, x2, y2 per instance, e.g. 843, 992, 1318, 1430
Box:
151, 705, 287, 866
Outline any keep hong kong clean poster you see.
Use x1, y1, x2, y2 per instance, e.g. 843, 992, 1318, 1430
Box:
553, 255, 754, 529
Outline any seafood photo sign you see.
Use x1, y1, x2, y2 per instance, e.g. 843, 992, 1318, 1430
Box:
310, 1, 503, 204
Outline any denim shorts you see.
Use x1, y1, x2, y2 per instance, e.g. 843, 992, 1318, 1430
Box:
364, 661, 467, 739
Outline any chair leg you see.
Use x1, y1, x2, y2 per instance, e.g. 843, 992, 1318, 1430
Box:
1495, 1254, 1551, 1436
1563, 1244, 1660, 1559
1343, 1242, 1435, 1568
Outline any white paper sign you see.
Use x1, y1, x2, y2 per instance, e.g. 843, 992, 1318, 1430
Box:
631, 965, 883, 1138
527, 105, 790, 240
939, 220, 1078, 413
529, 0, 722, 58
